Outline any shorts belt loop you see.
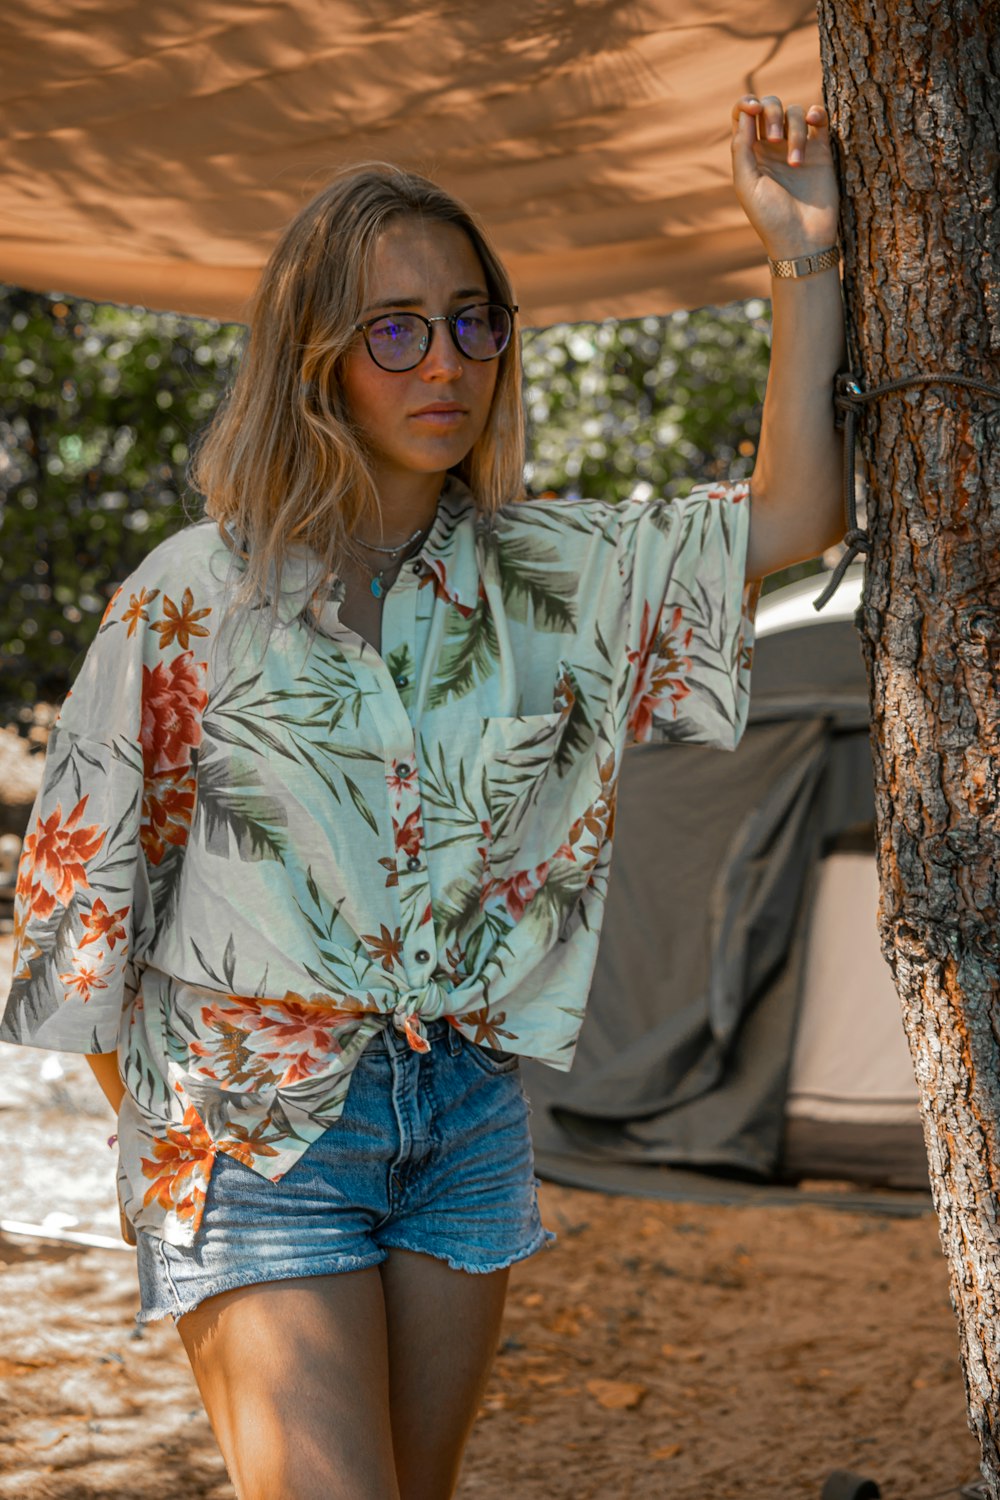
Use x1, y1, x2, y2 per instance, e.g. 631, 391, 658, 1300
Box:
446, 1022, 463, 1058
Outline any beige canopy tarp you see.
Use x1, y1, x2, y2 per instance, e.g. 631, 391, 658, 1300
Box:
1, 1, 822, 325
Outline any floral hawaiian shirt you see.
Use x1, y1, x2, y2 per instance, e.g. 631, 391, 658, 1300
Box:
1, 476, 756, 1247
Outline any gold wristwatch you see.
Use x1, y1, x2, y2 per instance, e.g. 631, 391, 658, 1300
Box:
767, 245, 840, 279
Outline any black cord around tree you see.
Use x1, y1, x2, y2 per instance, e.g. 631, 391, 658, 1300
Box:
812, 371, 1000, 612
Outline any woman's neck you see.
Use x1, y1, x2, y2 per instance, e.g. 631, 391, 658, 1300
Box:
360, 468, 446, 549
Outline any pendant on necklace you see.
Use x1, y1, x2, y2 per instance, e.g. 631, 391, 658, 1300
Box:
370, 574, 384, 599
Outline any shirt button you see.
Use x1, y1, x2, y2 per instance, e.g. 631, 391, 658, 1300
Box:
395, 674, 409, 688
414, 949, 431, 963
396, 763, 411, 778
411, 562, 422, 576
406, 856, 422, 872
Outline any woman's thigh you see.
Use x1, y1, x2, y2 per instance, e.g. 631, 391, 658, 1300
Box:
177, 1267, 400, 1500
380, 1249, 510, 1500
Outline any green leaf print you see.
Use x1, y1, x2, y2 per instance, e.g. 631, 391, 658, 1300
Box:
385, 643, 416, 709
148, 841, 186, 937
341, 771, 378, 835
435, 875, 487, 943
482, 531, 578, 630
418, 737, 486, 841
195, 753, 289, 863
427, 600, 500, 708
553, 677, 592, 778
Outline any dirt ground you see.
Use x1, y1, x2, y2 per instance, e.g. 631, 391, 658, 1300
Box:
0, 938, 984, 1500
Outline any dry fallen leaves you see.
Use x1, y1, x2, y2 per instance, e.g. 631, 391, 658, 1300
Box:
585, 1378, 647, 1410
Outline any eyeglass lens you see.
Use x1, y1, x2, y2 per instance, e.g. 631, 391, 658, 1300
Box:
366, 304, 512, 370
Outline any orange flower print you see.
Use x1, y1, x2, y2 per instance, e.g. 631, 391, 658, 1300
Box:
188, 1016, 282, 1089
218, 1120, 284, 1170
265, 1048, 329, 1087
193, 992, 364, 1088
626, 600, 693, 743
362, 924, 404, 973
393, 811, 423, 861
481, 862, 550, 922
10, 896, 42, 982
453, 1005, 516, 1049
564, 753, 618, 870
100, 584, 124, 627
139, 652, 208, 776
141, 769, 197, 865
20, 797, 106, 920
386, 760, 418, 799
59, 953, 115, 1002
121, 586, 160, 638
78, 896, 130, 950
141, 1105, 216, 1224
704, 481, 749, 504
418, 558, 477, 619
553, 665, 577, 721
442, 943, 468, 983
152, 587, 212, 651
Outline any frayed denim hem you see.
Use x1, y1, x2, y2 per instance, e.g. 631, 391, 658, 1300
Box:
375, 1225, 556, 1276
134, 1249, 389, 1326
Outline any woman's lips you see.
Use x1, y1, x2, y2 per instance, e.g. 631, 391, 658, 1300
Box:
409, 405, 468, 427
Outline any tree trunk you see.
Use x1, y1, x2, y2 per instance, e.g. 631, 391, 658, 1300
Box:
816, 0, 1000, 1488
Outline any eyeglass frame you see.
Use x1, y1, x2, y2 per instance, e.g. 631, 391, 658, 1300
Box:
352, 301, 519, 372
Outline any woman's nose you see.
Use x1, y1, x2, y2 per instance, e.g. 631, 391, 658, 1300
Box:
420, 320, 463, 378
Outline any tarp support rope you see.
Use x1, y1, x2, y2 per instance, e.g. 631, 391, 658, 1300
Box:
812, 371, 1000, 612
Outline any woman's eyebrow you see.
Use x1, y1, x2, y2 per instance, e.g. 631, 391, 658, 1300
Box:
361, 286, 489, 316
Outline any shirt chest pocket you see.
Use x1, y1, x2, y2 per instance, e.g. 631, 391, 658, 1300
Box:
480, 671, 599, 875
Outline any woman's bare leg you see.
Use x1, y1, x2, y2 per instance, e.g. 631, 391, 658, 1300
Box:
177, 1269, 400, 1500
379, 1249, 510, 1500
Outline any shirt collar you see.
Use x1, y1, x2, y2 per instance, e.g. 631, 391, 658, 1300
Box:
224, 475, 484, 625
415, 475, 483, 614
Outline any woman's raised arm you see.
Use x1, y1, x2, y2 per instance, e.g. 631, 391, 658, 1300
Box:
730, 94, 847, 581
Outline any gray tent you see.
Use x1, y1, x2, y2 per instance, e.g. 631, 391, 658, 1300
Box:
524, 566, 931, 1206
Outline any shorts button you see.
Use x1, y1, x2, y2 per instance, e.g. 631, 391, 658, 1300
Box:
414, 949, 431, 963
406, 856, 422, 872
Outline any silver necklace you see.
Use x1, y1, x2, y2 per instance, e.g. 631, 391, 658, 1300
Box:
353, 526, 428, 598
354, 525, 427, 557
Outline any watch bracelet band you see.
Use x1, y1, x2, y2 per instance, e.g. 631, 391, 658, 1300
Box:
768, 245, 840, 279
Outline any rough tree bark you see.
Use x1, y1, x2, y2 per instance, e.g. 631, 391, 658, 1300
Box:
816, 0, 1000, 1488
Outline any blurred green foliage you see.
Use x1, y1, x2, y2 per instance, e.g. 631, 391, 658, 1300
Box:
523, 302, 771, 502
0, 286, 812, 719
0, 287, 243, 716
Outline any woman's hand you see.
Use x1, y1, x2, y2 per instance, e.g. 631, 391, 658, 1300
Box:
731, 95, 840, 261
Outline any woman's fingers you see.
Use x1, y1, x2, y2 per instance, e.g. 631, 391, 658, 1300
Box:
785, 105, 808, 164
805, 104, 831, 142
731, 95, 762, 132
732, 96, 829, 166
758, 94, 787, 143
730, 97, 761, 200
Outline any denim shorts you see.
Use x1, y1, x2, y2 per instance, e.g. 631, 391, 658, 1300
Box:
135, 1020, 553, 1324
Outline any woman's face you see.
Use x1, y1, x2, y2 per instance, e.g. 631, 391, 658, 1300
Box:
340, 218, 501, 506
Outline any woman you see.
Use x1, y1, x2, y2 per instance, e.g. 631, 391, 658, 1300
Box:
2, 95, 845, 1499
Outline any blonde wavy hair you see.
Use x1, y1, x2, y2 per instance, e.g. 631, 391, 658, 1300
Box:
192, 162, 525, 606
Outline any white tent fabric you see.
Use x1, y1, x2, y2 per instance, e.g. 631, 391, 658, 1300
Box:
787, 854, 922, 1127
0, 0, 822, 322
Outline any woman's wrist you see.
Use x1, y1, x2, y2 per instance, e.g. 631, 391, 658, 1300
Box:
767, 244, 840, 280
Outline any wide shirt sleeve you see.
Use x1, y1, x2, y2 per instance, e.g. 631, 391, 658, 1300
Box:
618, 480, 757, 749
0, 558, 209, 1054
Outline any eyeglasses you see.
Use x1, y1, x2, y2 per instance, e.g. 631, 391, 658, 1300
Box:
354, 302, 518, 372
